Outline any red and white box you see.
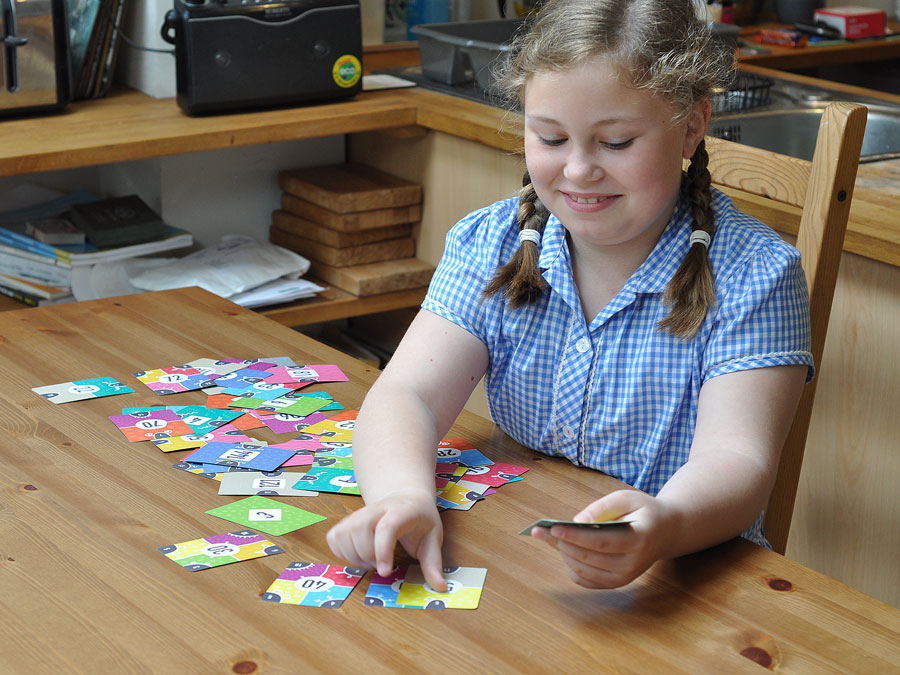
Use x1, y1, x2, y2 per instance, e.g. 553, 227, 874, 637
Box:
813, 6, 886, 40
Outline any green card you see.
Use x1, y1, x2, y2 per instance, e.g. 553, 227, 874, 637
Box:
206, 496, 326, 536
518, 518, 632, 536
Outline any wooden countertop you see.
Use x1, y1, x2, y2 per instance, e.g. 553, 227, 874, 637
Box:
3, 286, 899, 672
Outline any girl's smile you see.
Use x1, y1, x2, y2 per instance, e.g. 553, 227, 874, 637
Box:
562, 192, 621, 212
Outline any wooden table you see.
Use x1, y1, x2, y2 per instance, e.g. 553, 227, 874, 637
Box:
1, 287, 899, 673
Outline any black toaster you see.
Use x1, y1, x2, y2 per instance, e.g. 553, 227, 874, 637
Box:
1, 0, 71, 117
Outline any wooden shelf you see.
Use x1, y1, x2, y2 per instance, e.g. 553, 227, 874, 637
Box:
0, 281, 428, 321
258, 282, 427, 327
0, 87, 419, 178
0, 87, 433, 320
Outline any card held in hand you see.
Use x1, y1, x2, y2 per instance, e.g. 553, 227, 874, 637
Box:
518, 518, 632, 535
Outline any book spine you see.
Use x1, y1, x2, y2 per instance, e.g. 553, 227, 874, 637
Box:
0, 228, 68, 261
0, 242, 72, 267
0, 282, 41, 307
0, 252, 72, 286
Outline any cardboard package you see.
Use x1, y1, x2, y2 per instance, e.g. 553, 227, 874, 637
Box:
813, 6, 886, 40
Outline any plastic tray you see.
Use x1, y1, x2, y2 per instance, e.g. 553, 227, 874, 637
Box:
413, 19, 526, 91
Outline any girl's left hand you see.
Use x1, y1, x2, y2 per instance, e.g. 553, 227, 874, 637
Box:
529, 489, 675, 589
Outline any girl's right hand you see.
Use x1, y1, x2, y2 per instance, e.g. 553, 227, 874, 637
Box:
325, 488, 447, 592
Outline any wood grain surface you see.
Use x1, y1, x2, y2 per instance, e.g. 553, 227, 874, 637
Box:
308, 258, 435, 296
278, 163, 422, 213
270, 211, 412, 248
1, 287, 899, 674
269, 229, 415, 267
280, 193, 423, 232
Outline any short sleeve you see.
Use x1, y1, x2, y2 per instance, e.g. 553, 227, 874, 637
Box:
702, 240, 814, 383
422, 199, 518, 343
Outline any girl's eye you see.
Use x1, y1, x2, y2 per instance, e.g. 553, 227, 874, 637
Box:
602, 139, 634, 150
539, 137, 566, 147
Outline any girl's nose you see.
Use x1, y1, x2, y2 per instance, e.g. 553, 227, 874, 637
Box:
563, 145, 604, 183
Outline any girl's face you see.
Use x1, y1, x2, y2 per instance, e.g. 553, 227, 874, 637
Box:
523, 57, 709, 256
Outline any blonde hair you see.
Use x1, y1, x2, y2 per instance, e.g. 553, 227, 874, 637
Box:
486, 0, 733, 338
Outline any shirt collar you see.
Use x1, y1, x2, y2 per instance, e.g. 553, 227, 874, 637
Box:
624, 187, 694, 295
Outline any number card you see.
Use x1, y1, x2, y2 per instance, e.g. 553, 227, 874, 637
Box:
218, 470, 318, 497
132, 365, 217, 395
256, 412, 330, 435
150, 424, 253, 452
172, 461, 227, 482
261, 562, 365, 608
436, 438, 493, 467
459, 462, 530, 487
183, 441, 294, 472
229, 395, 332, 417
292, 467, 360, 495
436, 480, 490, 511
109, 410, 193, 442
184, 358, 247, 378
263, 365, 349, 385
158, 530, 284, 571
32, 377, 134, 404
297, 410, 357, 443
283, 390, 344, 412
311, 454, 354, 470
205, 496, 326, 536
370, 565, 487, 610
364, 565, 411, 608
518, 518, 633, 535
435, 463, 467, 492
172, 405, 244, 434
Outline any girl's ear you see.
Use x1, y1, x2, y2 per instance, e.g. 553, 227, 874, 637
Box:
682, 99, 712, 159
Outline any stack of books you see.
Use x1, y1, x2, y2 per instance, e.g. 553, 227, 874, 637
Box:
269, 163, 435, 296
0, 192, 192, 307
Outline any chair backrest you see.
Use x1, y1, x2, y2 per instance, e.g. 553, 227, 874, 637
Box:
703, 101, 868, 554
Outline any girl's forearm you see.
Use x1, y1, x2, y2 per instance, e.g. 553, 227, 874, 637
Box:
655, 449, 776, 558
351, 375, 446, 506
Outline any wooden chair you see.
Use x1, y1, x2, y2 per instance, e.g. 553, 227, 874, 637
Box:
703, 101, 868, 554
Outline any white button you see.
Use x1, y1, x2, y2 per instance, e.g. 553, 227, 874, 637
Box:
562, 425, 576, 439
575, 337, 590, 353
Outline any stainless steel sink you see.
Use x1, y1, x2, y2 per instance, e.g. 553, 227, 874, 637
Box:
709, 77, 900, 163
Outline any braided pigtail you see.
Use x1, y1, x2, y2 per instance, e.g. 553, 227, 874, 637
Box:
483, 171, 550, 307
658, 140, 717, 339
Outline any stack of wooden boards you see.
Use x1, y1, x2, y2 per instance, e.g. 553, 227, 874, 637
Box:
270, 163, 434, 297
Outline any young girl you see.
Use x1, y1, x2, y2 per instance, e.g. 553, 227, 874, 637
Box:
326, 0, 811, 591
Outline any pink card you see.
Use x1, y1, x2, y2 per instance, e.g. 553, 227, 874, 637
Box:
461, 462, 530, 487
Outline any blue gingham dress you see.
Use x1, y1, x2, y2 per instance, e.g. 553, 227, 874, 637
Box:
422, 184, 813, 547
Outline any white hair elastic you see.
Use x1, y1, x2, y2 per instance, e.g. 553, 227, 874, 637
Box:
690, 230, 711, 249
519, 229, 541, 246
